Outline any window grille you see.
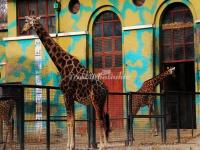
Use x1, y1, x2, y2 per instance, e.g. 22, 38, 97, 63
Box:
17, 0, 56, 35
93, 11, 122, 69
0, 0, 7, 30
161, 3, 194, 63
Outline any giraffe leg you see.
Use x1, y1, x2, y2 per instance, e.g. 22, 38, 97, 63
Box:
65, 100, 75, 150
97, 111, 107, 150
149, 103, 158, 136
7, 124, 13, 150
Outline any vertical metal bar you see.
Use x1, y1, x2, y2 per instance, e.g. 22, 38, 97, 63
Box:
176, 94, 180, 143
161, 93, 164, 142
161, 92, 167, 143
19, 86, 24, 150
191, 93, 194, 137
125, 93, 129, 146
46, 88, 50, 150
87, 105, 96, 148
0, 119, 2, 142
129, 92, 133, 145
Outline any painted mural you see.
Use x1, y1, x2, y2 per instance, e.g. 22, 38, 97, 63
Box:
1, 0, 200, 131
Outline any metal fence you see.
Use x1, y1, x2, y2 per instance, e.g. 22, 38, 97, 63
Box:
0, 83, 198, 149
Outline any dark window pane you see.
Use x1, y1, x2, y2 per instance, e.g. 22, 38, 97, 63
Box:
105, 56, 112, 68
113, 13, 119, 20
115, 38, 122, 51
162, 30, 172, 44
0, 0, 7, 29
114, 22, 121, 36
163, 46, 172, 61
162, 13, 172, 24
185, 28, 193, 43
174, 29, 184, 44
93, 57, 102, 68
173, 11, 184, 23
48, 16, 56, 33
115, 55, 122, 67
95, 15, 102, 22
185, 44, 194, 59
93, 23, 102, 37
48, 0, 55, 14
103, 39, 112, 52
104, 22, 113, 37
174, 46, 184, 60
94, 39, 102, 52
18, 0, 27, 16
103, 11, 112, 21
40, 17, 46, 28
39, 0, 46, 15
29, 1, 37, 15
184, 11, 193, 23
19, 19, 28, 35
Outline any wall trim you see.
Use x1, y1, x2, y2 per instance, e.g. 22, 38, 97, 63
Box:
195, 19, 200, 23
122, 24, 154, 31
0, 62, 6, 65
3, 31, 88, 41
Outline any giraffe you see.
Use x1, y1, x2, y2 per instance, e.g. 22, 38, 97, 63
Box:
0, 99, 15, 150
131, 67, 175, 136
21, 16, 110, 150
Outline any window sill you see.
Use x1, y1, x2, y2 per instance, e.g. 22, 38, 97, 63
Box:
3, 31, 88, 41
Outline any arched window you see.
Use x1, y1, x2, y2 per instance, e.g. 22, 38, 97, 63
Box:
93, 11, 122, 71
160, 3, 194, 63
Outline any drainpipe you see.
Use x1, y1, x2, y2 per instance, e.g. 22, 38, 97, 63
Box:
54, 0, 61, 37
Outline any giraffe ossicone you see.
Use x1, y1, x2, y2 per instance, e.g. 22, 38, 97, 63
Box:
21, 15, 110, 150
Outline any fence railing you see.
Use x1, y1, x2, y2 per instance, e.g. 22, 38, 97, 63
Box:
0, 83, 198, 149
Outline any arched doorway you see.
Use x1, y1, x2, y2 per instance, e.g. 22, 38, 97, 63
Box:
92, 11, 123, 122
160, 3, 196, 128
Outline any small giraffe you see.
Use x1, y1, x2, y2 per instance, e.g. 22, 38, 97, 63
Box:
0, 99, 15, 150
131, 67, 175, 135
21, 16, 110, 150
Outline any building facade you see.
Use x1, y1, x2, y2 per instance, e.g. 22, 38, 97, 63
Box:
0, 0, 200, 132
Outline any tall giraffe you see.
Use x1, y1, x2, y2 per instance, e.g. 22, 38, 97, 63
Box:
21, 16, 110, 150
131, 67, 175, 135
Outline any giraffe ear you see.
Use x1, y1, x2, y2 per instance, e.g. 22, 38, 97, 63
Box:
36, 16, 41, 20
25, 16, 30, 20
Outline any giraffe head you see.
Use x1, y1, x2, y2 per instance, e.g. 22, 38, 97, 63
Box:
166, 66, 175, 76
21, 16, 41, 33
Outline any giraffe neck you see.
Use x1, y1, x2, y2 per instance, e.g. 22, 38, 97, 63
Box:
33, 22, 72, 73
151, 71, 171, 87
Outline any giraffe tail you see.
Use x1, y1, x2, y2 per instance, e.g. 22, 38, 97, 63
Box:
105, 112, 111, 139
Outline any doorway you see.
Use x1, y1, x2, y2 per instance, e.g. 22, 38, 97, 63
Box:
162, 62, 196, 129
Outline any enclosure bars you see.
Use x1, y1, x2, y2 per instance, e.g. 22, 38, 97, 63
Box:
46, 88, 50, 150
18, 85, 25, 150
129, 92, 167, 144
177, 95, 181, 143
161, 92, 167, 143
0, 83, 198, 149
128, 92, 134, 145
87, 105, 96, 148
